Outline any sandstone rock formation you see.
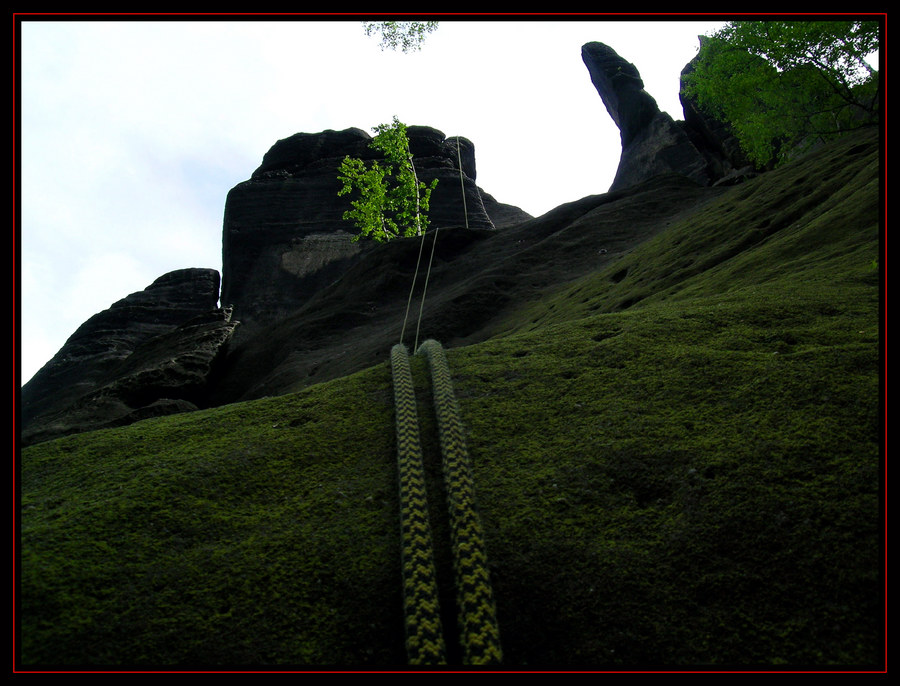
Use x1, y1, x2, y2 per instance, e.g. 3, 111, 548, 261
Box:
582, 41, 754, 192
21, 128, 531, 444
20, 268, 238, 445
21, 41, 763, 445
221, 126, 531, 336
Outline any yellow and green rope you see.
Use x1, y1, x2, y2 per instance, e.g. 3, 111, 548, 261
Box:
390, 340, 503, 666
390, 343, 447, 665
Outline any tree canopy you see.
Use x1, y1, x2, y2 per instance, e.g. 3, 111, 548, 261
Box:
362, 21, 439, 53
683, 20, 880, 168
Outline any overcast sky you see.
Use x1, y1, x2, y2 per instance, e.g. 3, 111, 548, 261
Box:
18, 17, 729, 385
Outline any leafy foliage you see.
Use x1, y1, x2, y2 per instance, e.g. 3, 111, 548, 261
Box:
338, 117, 439, 242
363, 21, 439, 53
683, 20, 880, 168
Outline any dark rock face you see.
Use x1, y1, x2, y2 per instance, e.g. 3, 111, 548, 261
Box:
20, 268, 238, 445
582, 41, 754, 192
21, 129, 531, 444
678, 47, 756, 184
20, 43, 767, 445
221, 126, 530, 337
204, 173, 728, 407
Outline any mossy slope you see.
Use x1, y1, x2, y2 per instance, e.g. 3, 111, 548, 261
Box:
19, 129, 882, 669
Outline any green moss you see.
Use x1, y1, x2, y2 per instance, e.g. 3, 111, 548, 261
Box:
20, 366, 408, 666
450, 289, 879, 666
19, 130, 882, 668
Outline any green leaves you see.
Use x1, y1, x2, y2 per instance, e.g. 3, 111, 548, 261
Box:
718, 21, 879, 86
362, 21, 439, 53
337, 117, 439, 243
683, 21, 880, 168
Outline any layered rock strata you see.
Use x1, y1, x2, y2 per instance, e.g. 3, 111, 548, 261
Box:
20, 268, 238, 445
221, 126, 530, 336
22, 41, 763, 445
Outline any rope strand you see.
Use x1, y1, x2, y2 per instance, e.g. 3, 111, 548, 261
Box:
417, 340, 503, 665
414, 227, 440, 352
400, 229, 429, 346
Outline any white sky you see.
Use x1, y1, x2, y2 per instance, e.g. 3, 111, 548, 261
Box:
18, 17, 728, 385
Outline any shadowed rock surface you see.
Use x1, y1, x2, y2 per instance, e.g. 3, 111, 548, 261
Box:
221, 125, 530, 338
678, 39, 756, 184
20, 269, 238, 445
21, 127, 531, 444
582, 41, 753, 192
19, 40, 785, 445
19, 125, 882, 668
17, 30, 882, 669
206, 173, 724, 406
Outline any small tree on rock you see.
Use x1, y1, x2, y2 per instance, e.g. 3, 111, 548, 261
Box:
337, 117, 439, 242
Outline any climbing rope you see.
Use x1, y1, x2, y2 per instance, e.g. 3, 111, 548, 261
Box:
399, 229, 429, 349
413, 228, 440, 352
392, 141, 498, 664
417, 339, 503, 666
390, 339, 503, 665
390, 343, 447, 665
401, 133, 467, 350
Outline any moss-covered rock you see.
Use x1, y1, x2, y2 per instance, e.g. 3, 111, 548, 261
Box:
19, 129, 882, 669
